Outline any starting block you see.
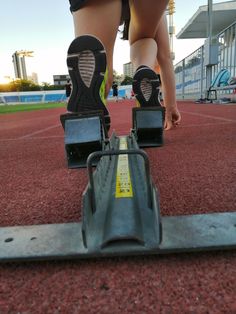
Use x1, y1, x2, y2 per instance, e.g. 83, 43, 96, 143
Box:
60, 111, 108, 168
132, 107, 165, 147
0, 126, 236, 262
60, 106, 165, 169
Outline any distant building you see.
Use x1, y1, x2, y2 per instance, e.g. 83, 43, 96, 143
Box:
12, 50, 33, 80
12, 52, 27, 79
28, 72, 38, 84
53, 74, 70, 86
123, 62, 134, 78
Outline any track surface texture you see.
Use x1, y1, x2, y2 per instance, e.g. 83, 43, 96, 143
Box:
0, 100, 236, 313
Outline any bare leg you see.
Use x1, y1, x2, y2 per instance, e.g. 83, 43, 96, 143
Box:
72, 0, 122, 96
129, 0, 169, 71
130, 38, 157, 71
155, 15, 181, 129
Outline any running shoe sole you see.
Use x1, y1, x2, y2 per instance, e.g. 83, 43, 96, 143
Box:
132, 66, 161, 107
67, 35, 110, 130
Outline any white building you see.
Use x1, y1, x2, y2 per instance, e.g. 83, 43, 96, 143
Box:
123, 62, 134, 78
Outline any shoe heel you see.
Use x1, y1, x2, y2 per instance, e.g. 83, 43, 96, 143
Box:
133, 67, 161, 107
66, 35, 110, 131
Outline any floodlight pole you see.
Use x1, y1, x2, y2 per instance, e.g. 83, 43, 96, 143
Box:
206, 0, 213, 90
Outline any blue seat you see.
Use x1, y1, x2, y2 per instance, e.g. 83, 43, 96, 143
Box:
4, 96, 19, 103
44, 94, 65, 102
19, 95, 43, 102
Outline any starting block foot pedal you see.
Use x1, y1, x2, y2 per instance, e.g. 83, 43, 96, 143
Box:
60, 111, 108, 168
132, 107, 165, 147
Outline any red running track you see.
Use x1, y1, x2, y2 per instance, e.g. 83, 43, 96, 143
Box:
0, 100, 236, 313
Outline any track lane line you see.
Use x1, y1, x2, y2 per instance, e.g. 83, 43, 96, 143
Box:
0, 121, 235, 142
0, 113, 60, 125
18, 124, 61, 139
180, 110, 236, 123
181, 121, 235, 128
0, 135, 63, 142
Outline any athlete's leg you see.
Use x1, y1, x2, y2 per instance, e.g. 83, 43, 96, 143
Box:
129, 0, 168, 71
155, 15, 181, 129
129, 0, 168, 108
72, 0, 122, 95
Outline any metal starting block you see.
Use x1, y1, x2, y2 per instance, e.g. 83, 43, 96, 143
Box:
132, 107, 165, 147
82, 133, 162, 251
60, 111, 108, 168
0, 132, 236, 262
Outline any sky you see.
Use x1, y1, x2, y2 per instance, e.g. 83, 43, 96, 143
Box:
0, 0, 227, 84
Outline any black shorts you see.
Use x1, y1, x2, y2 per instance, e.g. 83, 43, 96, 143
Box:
69, 0, 86, 12
69, 0, 130, 25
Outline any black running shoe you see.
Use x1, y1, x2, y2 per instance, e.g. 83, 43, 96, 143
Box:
132, 66, 161, 107
67, 35, 110, 131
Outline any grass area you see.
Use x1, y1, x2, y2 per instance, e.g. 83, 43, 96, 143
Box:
0, 102, 66, 114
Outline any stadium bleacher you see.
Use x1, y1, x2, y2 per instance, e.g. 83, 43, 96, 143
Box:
19, 95, 43, 103
44, 93, 67, 102
0, 91, 68, 104
0, 86, 132, 105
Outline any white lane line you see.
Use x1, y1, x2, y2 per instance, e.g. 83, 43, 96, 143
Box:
180, 121, 235, 128
18, 124, 61, 139
0, 114, 61, 125
0, 135, 63, 142
180, 110, 236, 123
1, 121, 235, 142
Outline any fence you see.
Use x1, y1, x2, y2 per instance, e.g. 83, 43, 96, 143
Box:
174, 21, 236, 100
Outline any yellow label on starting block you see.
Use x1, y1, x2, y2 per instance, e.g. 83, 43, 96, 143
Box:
115, 137, 133, 198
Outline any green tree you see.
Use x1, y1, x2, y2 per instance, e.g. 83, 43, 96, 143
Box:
0, 79, 64, 92
7, 79, 41, 92
113, 70, 123, 84
41, 82, 62, 90
120, 75, 132, 85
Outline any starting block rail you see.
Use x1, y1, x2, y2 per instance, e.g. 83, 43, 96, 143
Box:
0, 212, 235, 262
